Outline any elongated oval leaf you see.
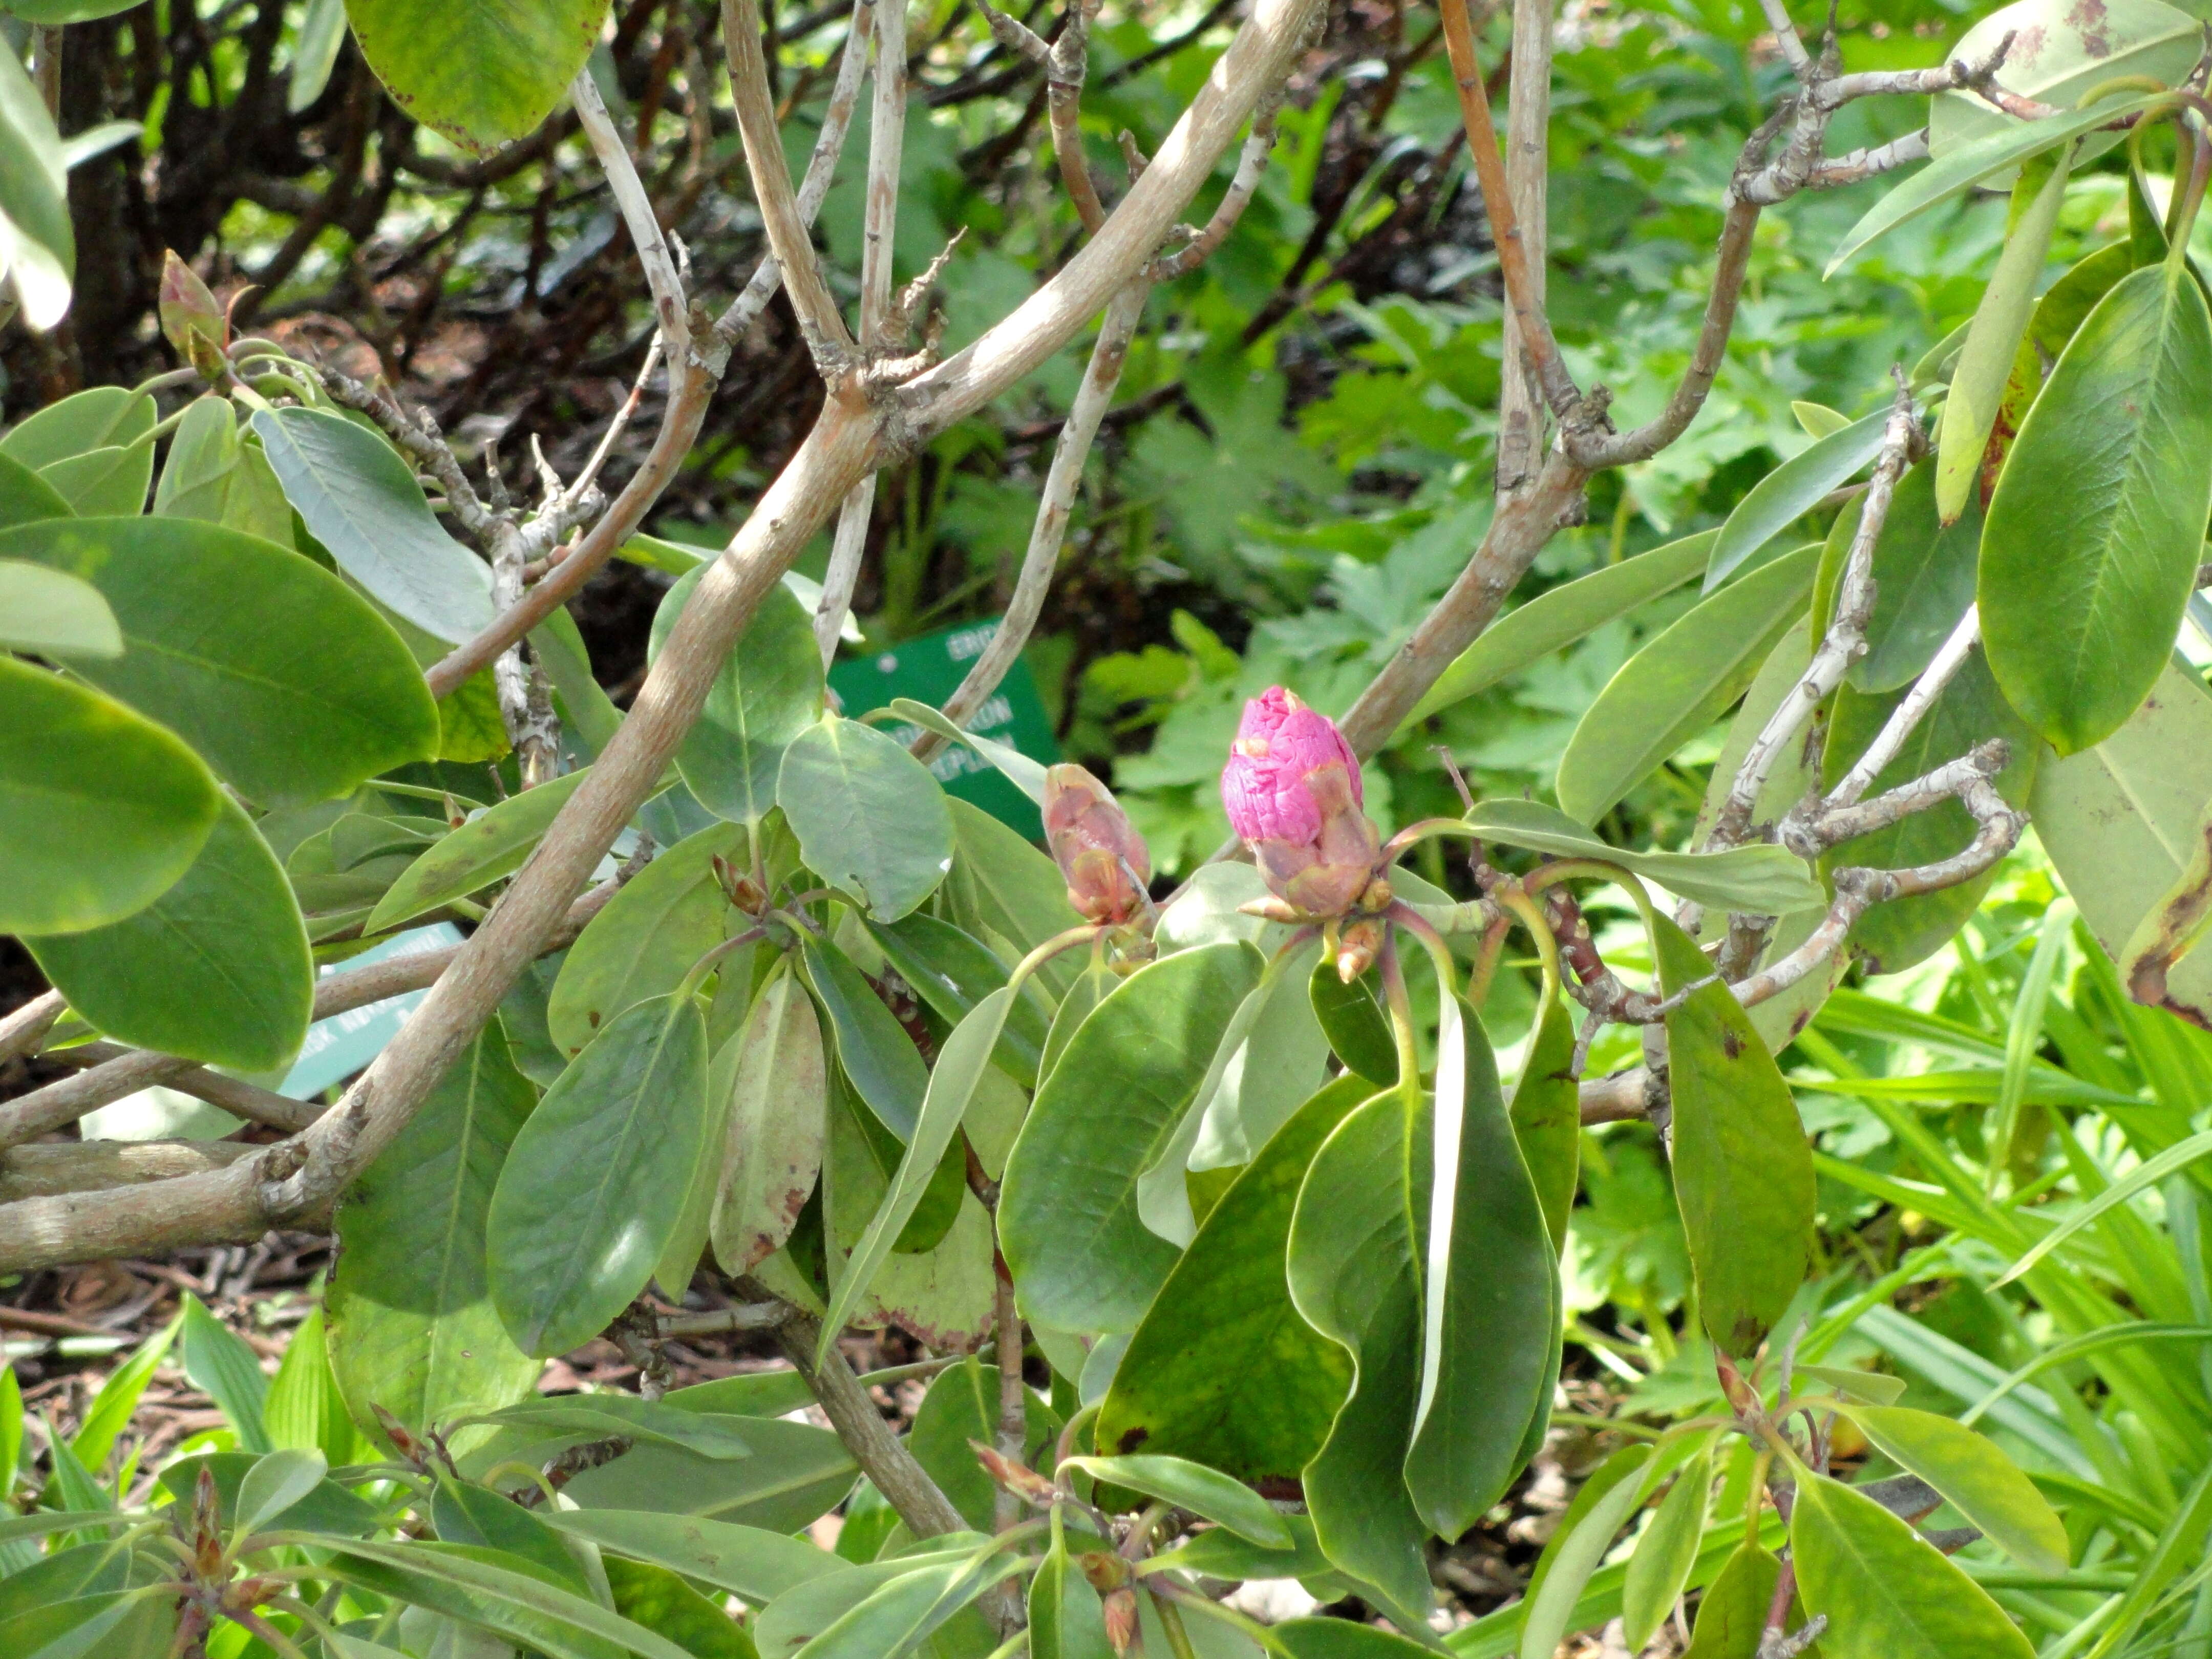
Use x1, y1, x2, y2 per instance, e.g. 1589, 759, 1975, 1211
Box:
1310, 962, 1396, 1085
39, 442, 151, 516
1062, 1455, 1292, 1547
779, 715, 954, 922
488, 993, 711, 1356
1826, 1402, 2067, 1572
1819, 463, 1983, 694
1517, 1443, 1656, 1659
648, 565, 823, 824
0, 387, 151, 472
800, 936, 929, 1140
0, 45, 74, 331
1683, 1541, 1782, 1659
0, 656, 220, 934
367, 768, 590, 934
1981, 262, 2212, 754
345, 0, 611, 152
1622, 1448, 1710, 1650
1466, 798, 1821, 913
0, 451, 73, 529
1707, 413, 1887, 592
1929, 0, 2198, 160
1509, 986, 1580, 1254
711, 969, 830, 1274
540, 1509, 845, 1604
27, 793, 312, 1070
1001, 941, 1263, 1334
0, 516, 440, 803
866, 911, 1049, 1088
1558, 543, 1818, 824
1652, 913, 1813, 1355
1405, 533, 1713, 728
1789, 1470, 2035, 1659
0, 560, 114, 655
252, 406, 495, 643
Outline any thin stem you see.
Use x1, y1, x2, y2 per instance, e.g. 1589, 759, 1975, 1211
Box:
816, 478, 878, 662
570, 70, 692, 358
1496, 0, 1559, 494
1826, 603, 1979, 809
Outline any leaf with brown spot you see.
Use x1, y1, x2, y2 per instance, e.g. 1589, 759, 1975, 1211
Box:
710, 965, 828, 1275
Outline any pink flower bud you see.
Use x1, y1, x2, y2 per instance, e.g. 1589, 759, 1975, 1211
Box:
159, 250, 226, 375
1221, 688, 1380, 917
1043, 763, 1152, 925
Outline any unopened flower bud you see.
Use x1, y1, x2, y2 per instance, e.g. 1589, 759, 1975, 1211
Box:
1335, 914, 1387, 983
1101, 1586, 1139, 1653
969, 1438, 1059, 1507
160, 250, 227, 376
1221, 689, 1381, 918
1044, 763, 1152, 925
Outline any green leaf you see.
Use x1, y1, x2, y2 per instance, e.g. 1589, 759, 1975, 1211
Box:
2078, 1458, 2212, 1659
1820, 463, 1984, 694
941, 797, 1086, 996
433, 1473, 599, 1590
1030, 1518, 1115, 1659
1310, 961, 1396, 1085
0, 516, 439, 803
328, 1024, 542, 1445
1621, 1447, 1710, 1650
1829, 90, 2166, 274
464, 1396, 754, 1460
0, 1590, 166, 1659
290, 0, 351, 113
1509, 987, 1580, 1254
1, 389, 151, 472
266, 1304, 356, 1463
712, 967, 830, 1273
345, 0, 610, 151
1682, 1541, 1781, 1659
1820, 653, 2037, 974
2032, 241, 2133, 360
540, 1509, 846, 1604
559, 1419, 858, 1534
1824, 1402, 2067, 1572
0, 42, 74, 330
778, 715, 954, 922
1994, 1126, 2212, 1289
800, 935, 930, 1141
778, 1554, 1017, 1659
1936, 150, 2071, 523
604, 1557, 756, 1658
236, 1447, 331, 1535
252, 406, 496, 643
39, 442, 152, 516
1098, 1075, 1366, 1483
907, 1359, 1058, 1530
1274, 1622, 1434, 1658
489, 992, 712, 1356
549, 821, 742, 1058
1930, 0, 2200, 162
1001, 941, 1264, 1333
1788, 1470, 2035, 1659
366, 767, 590, 933
1284, 1089, 1435, 1629
1557, 543, 1819, 824
0, 559, 117, 655
0, 450, 74, 528
71, 1313, 178, 1475
1981, 262, 2212, 753
866, 910, 1050, 1088
1707, 412, 1887, 592
26, 792, 313, 1069
1516, 1444, 1656, 1659
1465, 798, 1822, 913
1061, 1455, 1292, 1547
2033, 662, 2212, 1023
180, 1292, 272, 1451
0, 658, 221, 934
648, 566, 823, 824
1403, 533, 1713, 727
1651, 912, 1813, 1355
887, 696, 1051, 803
819, 987, 1014, 1358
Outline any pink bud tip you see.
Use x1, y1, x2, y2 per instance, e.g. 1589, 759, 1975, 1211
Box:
1220, 687, 1362, 846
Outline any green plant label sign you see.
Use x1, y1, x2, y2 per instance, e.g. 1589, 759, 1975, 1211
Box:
828, 620, 1060, 836
279, 923, 464, 1099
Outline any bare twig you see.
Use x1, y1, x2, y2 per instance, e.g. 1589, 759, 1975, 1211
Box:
816, 481, 879, 663
570, 69, 693, 358
0, 991, 66, 1067
1825, 605, 1980, 810
0, 1140, 258, 1207
1149, 104, 1281, 281
40, 1044, 323, 1134
1496, 0, 1558, 494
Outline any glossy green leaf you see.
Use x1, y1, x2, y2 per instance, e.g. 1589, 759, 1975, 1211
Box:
1310, 961, 1396, 1084
345, 0, 610, 152
367, 768, 590, 933
560, 1418, 857, 1533
1509, 986, 1580, 1254
1789, 1470, 2035, 1659
490, 992, 711, 1356
0, 1590, 166, 1659
1029, 1518, 1116, 1659
0, 450, 73, 528
1558, 543, 1818, 824
329, 1022, 542, 1444
1622, 1447, 1710, 1650
941, 797, 1086, 996
432, 1472, 600, 1588
819, 987, 1012, 1357
779, 715, 954, 921
181, 1291, 272, 1451
1062, 1455, 1292, 1547
2033, 663, 2212, 1022
1002, 941, 1264, 1333
154, 396, 291, 540
866, 910, 1049, 1087
549, 821, 741, 1058
290, 0, 350, 112
1185, 934, 1333, 1176
0, 515, 439, 803
0, 559, 117, 655
0, 388, 151, 472
906, 1360, 1058, 1533
1830, 90, 2165, 273
1820, 463, 1984, 694
464, 1396, 754, 1463
1098, 1075, 1366, 1482
0, 42, 74, 330
1937, 150, 2071, 523
800, 935, 928, 1140
1682, 1541, 1782, 1659
0, 657, 220, 934
1825, 1402, 2067, 1572
1285, 1088, 1434, 1628
1405, 532, 1713, 727
1652, 912, 1813, 1354
648, 565, 823, 824
889, 696, 1049, 803
1982, 262, 2212, 753
541, 1509, 845, 1604
712, 967, 830, 1273
1516, 1443, 1655, 1659
1466, 798, 1822, 912
27, 793, 311, 1069
1708, 412, 1886, 591
2032, 241, 2133, 360
235, 1447, 330, 1536
1820, 653, 2036, 974
40, 441, 152, 516
604, 1558, 755, 1659
253, 406, 495, 642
